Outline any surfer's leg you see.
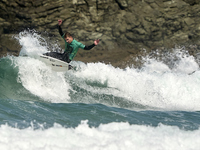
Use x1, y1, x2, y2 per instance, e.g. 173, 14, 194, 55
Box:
62, 52, 71, 63
44, 52, 63, 60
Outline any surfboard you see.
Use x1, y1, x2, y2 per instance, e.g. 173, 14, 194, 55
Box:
38, 55, 71, 72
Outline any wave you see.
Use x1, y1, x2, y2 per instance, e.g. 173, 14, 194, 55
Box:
0, 121, 200, 150
1, 30, 200, 111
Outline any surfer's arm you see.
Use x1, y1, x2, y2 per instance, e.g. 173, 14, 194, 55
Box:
84, 44, 96, 50
58, 25, 64, 36
84, 39, 100, 50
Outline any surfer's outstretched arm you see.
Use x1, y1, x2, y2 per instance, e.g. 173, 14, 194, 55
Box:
84, 39, 100, 50
58, 20, 64, 36
84, 44, 96, 50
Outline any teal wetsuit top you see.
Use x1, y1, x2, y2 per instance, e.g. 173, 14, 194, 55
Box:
62, 34, 85, 60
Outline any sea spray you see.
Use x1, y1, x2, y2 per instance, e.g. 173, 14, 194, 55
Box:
6, 30, 200, 110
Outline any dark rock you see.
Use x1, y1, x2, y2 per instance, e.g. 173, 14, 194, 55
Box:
183, 0, 200, 5
0, 0, 200, 68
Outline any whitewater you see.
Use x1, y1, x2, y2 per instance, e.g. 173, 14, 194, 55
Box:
0, 30, 200, 150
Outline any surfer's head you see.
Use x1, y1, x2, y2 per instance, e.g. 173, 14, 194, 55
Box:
64, 32, 73, 44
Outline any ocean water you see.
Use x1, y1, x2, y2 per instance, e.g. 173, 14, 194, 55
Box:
0, 31, 200, 150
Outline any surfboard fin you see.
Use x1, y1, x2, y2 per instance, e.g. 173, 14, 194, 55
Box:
68, 65, 73, 70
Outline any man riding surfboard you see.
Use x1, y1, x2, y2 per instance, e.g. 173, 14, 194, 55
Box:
45, 20, 100, 63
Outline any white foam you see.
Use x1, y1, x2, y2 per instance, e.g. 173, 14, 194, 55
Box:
0, 121, 199, 150
15, 30, 48, 56
13, 31, 71, 103
14, 31, 200, 110
73, 57, 200, 110
13, 56, 71, 103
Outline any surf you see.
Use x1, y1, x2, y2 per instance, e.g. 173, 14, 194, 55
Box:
1, 30, 200, 111
0, 120, 200, 150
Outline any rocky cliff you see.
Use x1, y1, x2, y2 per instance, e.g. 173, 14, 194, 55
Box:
1, 0, 200, 67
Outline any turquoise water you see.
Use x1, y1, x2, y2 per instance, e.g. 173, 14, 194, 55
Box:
1, 98, 200, 130
0, 31, 200, 149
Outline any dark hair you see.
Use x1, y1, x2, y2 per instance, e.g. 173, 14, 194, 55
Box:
64, 32, 72, 38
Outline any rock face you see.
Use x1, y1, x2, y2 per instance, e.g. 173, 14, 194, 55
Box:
1, 0, 200, 67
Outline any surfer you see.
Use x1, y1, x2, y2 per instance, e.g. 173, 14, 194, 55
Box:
45, 20, 100, 63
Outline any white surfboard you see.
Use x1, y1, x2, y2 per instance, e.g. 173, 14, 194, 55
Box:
38, 55, 70, 72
